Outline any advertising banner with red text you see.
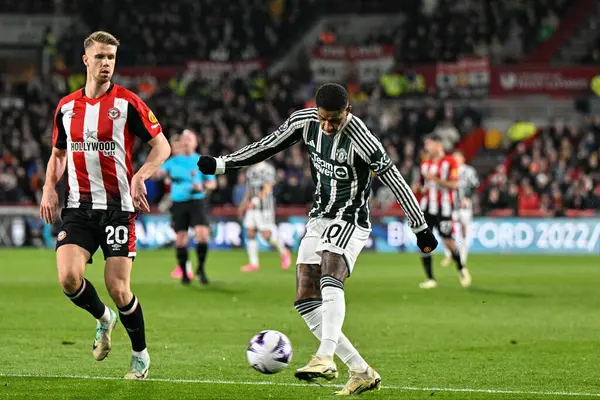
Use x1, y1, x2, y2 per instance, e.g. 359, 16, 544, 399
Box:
490, 66, 599, 97
185, 60, 265, 82
310, 45, 396, 84
435, 56, 490, 98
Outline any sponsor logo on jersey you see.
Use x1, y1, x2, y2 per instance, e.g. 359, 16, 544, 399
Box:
334, 165, 349, 180
148, 110, 158, 123
71, 141, 117, 156
307, 139, 315, 148
310, 153, 350, 181
107, 107, 121, 120
369, 153, 391, 173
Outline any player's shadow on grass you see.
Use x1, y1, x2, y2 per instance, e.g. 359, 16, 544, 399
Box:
189, 282, 247, 295
467, 287, 534, 298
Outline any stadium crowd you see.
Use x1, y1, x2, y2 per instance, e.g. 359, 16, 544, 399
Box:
0, 70, 482, 209
482, 118, 600, 215
375, 0, 570, 64
1, 0, 598, 214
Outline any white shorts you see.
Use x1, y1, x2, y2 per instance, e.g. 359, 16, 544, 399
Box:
455, 208, 473, 227
296, 218, 370, 275
243, 209, 276, 231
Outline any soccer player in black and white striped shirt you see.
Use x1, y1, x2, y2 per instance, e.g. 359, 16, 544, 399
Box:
197, 83, 437, 395
442, 150, 479, 266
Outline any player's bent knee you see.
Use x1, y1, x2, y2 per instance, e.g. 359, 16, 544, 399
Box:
194, 226, 209, 243
57, 269, 83, 294
320, 251, 349, 282
106, 282, 133, 308
261, 231, 271, 241
247, 229, 257, 239
175, 232, 189, 247
443, 238, 456, 250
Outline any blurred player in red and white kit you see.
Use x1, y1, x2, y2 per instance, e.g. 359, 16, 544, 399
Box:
414, 134, 471, 289
39, 31, 171, 379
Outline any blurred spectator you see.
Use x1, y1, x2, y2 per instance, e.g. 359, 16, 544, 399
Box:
232, 173, 247, 206
518, 180, 541, 213
482, 187, 508, 214
211, 175, 233, 205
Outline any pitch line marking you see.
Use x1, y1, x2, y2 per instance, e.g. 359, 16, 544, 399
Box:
0, 373, 598, 397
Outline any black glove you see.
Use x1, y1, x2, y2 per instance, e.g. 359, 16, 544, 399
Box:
416, 228, 438, 253
197, 156, 217, 175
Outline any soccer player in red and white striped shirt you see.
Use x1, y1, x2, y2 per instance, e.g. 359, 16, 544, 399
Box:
39, 31, 171, 379
415, 134, 471, 289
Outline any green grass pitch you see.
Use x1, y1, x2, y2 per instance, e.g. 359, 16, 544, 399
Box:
0, 249, 598, 399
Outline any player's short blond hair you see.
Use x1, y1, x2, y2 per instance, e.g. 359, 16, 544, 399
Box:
84, 31, 120, 49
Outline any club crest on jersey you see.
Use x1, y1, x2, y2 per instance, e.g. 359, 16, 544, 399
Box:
278, 120, 289, 133
107, 107, 121, 120
57, 231, 67, 241
335, 148, 347, 163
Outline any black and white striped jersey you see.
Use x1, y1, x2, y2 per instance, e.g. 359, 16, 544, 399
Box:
456, 164, 479, 207
222, 108, 426, 231
246, 162, 276, 212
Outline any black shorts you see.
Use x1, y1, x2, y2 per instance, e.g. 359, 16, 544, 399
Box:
424, 212, 453, 239
171, 199, 210, 232
56, 208, 137, 263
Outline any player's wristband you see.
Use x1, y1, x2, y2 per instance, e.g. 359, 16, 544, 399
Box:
215, 157, 226, 175
411, 223, 428, 234
251, 197, 261, 207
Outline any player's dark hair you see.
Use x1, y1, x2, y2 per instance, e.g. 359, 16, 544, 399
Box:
424, 133, 442, 142
315, 83, 348, 111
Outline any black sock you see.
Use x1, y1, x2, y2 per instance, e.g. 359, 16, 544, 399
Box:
65, 279, 106, 319
118, 295, 146, 352
421, 254, 434, 280
176, 246, 188, 272
196, 242, 208, 273
451, 250, 464, 271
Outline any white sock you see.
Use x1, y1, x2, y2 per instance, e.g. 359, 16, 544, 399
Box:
269, 236, 285, 254
455, 224, 468, 264
132, 348, 149, 360
444, 247, 451, 259
317, 280, 346, 357
460, 238, 469, 264
98, 306, 111, 323
246, 238, 259, 266
297, 303, 368, 372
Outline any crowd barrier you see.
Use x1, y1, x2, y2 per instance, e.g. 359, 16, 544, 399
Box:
1, 206, 598, 255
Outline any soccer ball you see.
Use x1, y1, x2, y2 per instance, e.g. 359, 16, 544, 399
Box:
246, 330, 292, 374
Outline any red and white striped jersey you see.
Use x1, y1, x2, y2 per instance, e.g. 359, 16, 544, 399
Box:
419, 155, 458, 217
52, 83, 162, 212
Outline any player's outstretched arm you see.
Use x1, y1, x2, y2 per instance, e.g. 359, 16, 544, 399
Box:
197, 113, 306, 175
40, 147, 67, 224
131, 133, 171, 212
347, 124, 437, 253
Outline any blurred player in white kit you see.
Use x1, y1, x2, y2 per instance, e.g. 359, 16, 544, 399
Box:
238, 161, 291, 272
442, 150, 479, 266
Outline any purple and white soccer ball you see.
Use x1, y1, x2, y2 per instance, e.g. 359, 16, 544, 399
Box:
246, 330, 293, 374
